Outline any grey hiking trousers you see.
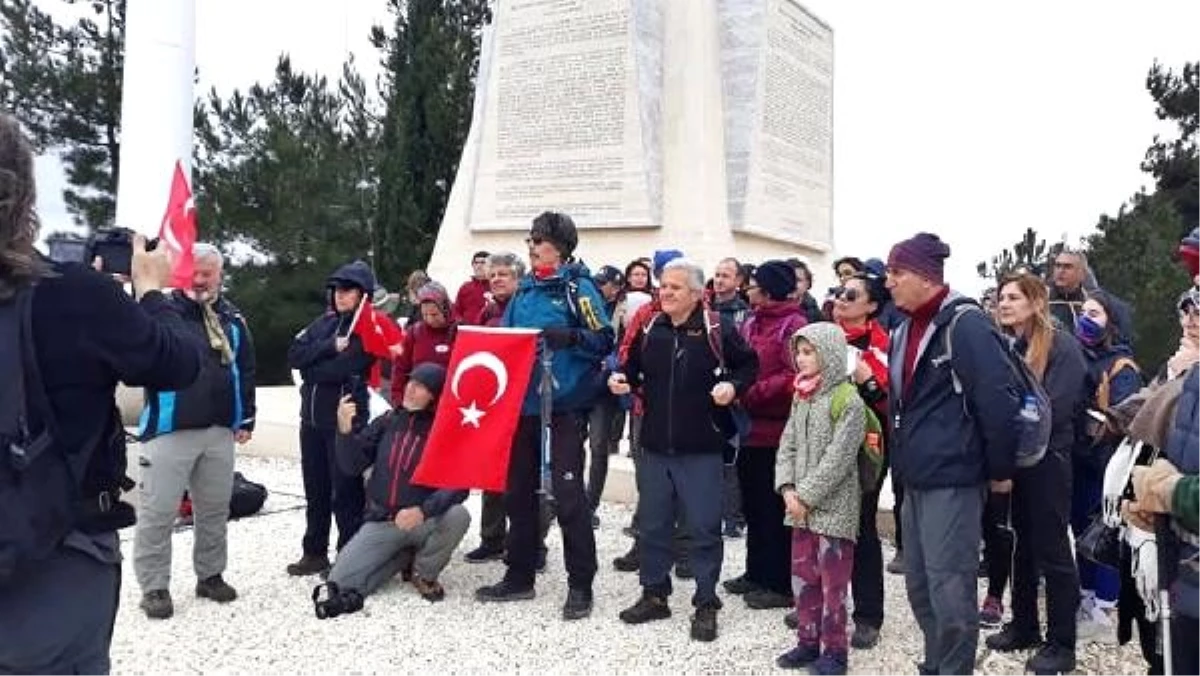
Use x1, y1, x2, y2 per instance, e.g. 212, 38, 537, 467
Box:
133, 426, 236, 592
329, 504, 471, 595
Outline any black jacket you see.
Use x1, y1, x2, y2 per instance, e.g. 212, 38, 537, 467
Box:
336, 408, 468, 522
29, 261, 202, 531
623, 305, 759, 455
288, 262, 377, 430
139, 292, 256, 439
1031, 330, 1088, 457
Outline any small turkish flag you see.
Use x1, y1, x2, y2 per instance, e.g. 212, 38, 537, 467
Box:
348, 298, 405, 389
412, 326, 539, 491
159, 160, 196, 289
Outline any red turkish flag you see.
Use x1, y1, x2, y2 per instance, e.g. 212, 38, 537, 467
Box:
158, 160, 197, 289
348, 299, 405, 389
412, 326, 539, 491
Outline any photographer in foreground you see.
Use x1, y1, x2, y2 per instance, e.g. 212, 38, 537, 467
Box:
0, 113, 203, 674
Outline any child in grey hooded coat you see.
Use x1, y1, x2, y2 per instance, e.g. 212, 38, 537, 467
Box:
774, 323, 867, 675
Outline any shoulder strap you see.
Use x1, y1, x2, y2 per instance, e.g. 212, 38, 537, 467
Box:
1, 285, 55, 470
1098, 356, 1140, 410
704, 310, 725, 371
942, 305, 978, 395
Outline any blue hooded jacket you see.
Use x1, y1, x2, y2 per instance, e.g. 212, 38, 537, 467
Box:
503, 262, 614, 415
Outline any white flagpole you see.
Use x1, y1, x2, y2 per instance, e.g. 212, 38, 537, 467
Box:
114, 0, 196, 238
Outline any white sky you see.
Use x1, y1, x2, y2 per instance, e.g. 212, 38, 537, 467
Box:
32, 0, 1200, 294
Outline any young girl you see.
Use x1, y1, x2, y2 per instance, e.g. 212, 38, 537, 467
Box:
774, 323, 866, 675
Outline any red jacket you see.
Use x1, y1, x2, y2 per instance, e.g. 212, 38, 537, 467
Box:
390, 321, 456, 403
739, 301, 807, 448
454, 278, 489, 325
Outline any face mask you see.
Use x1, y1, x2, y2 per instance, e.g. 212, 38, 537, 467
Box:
1075, 315, 1106, 346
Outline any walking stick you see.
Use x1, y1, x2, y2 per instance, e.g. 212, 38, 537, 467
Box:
1156, 514, 1176, 676
539, 339, 555, 505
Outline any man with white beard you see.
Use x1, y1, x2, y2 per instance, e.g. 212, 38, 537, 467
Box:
132, 242, 257, 619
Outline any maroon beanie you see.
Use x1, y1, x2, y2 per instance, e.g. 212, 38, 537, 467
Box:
887, 233, 951, 285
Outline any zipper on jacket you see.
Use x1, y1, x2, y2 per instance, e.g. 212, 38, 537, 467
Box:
310, 383, 319, 425
667, 328, 678, 454
388, 419, 413, 511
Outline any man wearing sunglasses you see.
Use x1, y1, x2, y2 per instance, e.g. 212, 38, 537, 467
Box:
475, 211, 614, 621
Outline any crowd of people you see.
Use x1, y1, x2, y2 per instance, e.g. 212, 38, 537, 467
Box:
0, 109, 1197, 676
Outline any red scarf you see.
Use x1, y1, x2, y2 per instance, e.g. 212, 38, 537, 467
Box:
902, 287, 949, 394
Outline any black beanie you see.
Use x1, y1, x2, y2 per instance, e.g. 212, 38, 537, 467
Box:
409, 363, 446, 399
754, 260, 796, 302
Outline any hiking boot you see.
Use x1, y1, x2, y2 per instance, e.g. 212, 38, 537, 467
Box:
286, 553, 330, 577
850, 624, 880, 650
475, 579, 536, 603
196, 575, 237, 603
776, 645, 819, 670
979, 594, 1004, 628
412, 576, 445, 602
885, 552, 905, 575
745, 588, 792, 610
784, 609, 799, 630
690, 606, 718, 642
562, 587, 593, 621
464, 543, 505, 563
984, 623, 1041, 652
674, 560, 694, 579
808, 651, 848, 676
613, 543, 639, 572
139, 589, 174, 619
619, 594, 671, 624
1026, 644, 1076, 675
722, 574, 759, 595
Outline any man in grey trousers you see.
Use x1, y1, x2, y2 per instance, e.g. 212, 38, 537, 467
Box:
884, 233, 1021, 675
133, 243, 256, 619
312, 362, 470, 617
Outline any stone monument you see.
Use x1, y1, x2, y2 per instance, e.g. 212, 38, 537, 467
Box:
427, 0, 834, 285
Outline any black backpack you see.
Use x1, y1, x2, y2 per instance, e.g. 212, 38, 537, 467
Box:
0, 284, 85, 585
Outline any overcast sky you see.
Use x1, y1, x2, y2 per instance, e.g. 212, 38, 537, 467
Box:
32, 0, 1199, 293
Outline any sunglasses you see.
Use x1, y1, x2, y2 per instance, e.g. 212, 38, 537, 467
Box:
834, 287, 861, 302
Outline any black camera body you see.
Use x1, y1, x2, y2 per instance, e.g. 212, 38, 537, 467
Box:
85, 228, 158, 276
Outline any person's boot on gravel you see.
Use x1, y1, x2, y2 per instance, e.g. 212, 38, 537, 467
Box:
196, 575, 237, 603
139, 589, 174, 620
690, 605, 719, 642
618, 594, 671, 624
286, 553, 330, 577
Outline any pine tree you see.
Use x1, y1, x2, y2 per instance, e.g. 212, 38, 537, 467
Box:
0, 0, 126, 229
372, 0, 490, 285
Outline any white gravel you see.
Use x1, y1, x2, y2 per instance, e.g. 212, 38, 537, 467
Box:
110, 456, 1147, 675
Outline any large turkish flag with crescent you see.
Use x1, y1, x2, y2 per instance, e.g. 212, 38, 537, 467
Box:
412, 326, 540, 491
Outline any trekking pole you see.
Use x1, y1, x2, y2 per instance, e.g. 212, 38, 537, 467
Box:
538, 338, 555, 505
1156, 514, 1175, 676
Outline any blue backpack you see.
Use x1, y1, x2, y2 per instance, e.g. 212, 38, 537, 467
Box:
940, 304, 1052, 468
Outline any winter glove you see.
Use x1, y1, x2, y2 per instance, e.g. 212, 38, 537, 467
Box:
542, 327, 577, 350
1125, 525, 1160, 621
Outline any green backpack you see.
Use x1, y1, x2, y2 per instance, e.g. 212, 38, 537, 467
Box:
830, 381, 885, 493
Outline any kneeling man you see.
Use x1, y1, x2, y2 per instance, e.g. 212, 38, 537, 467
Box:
313, 363, 470, 617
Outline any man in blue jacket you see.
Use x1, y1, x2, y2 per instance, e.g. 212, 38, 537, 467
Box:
885, 233, 1021, 675
285, 261, 377, 577
133, 243, 256, 619
475, 211, 614, 621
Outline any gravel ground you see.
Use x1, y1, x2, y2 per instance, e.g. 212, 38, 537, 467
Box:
110, 456, 1147, 675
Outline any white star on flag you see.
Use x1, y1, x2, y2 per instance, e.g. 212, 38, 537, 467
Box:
460, 401, 486, 428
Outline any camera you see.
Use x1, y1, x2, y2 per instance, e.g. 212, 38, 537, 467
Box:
311, 582, 363, 619
85, 228, 158, 276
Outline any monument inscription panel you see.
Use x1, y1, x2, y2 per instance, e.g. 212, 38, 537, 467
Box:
468, 0, 662, 230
